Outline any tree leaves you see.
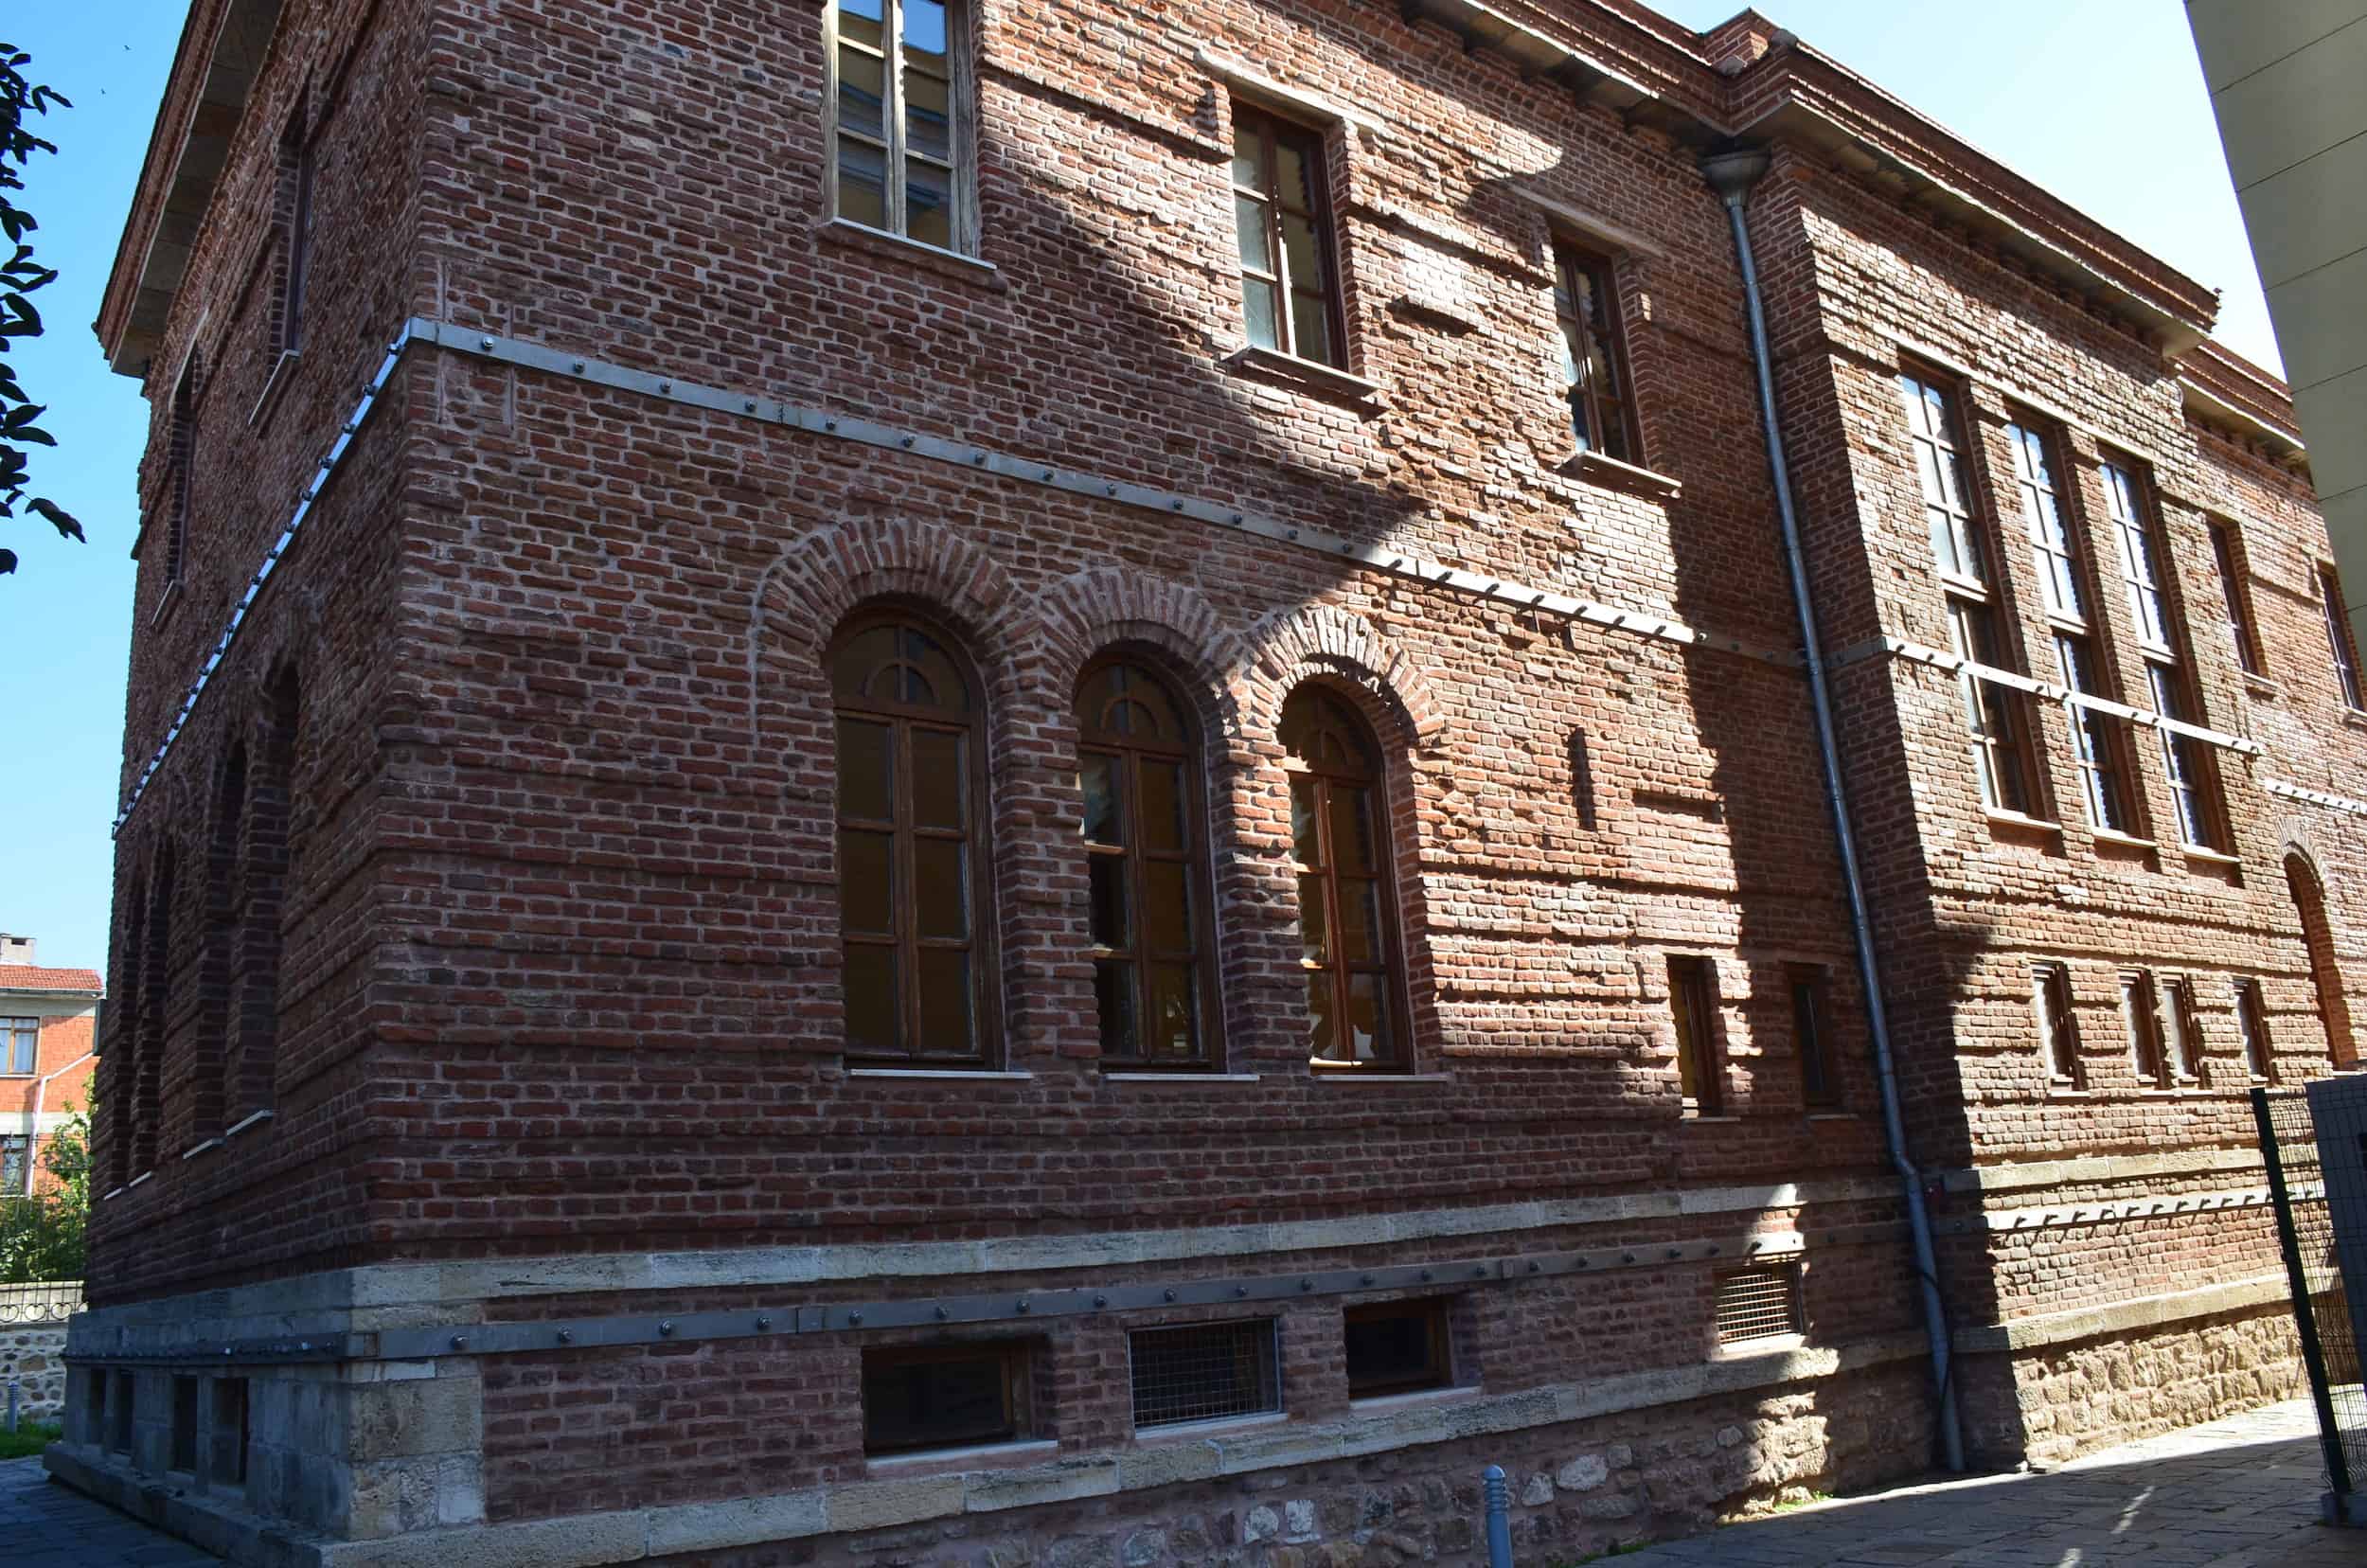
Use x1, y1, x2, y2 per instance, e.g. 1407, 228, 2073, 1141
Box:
0, 42, 76, 576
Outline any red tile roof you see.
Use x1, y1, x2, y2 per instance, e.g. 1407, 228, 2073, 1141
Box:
0, 967, 104, 994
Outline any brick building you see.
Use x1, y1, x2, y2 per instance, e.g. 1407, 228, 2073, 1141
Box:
49, 1, 2366, 1564
0, 938, 103, 1197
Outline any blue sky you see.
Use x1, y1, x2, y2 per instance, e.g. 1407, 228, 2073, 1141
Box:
0, 2, 2280, 979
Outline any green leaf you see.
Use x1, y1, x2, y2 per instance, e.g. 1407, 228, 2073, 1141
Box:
27, 496, 80, 542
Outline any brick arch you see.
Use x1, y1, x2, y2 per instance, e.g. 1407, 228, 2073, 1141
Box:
1022, 568, 1250, 746
2282, 842, 2357, 1069
1239, 603, 1446, 755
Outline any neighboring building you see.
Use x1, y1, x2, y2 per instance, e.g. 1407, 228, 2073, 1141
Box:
51, 2, 2364, 1565
0, 937, 102, 1197
2187, 1, 2367, 678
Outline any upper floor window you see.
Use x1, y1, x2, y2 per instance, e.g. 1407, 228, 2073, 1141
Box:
276, 109, 316, 356
161, 354, 200, 591
1789, 966, 1837, 1108
831, 611, 994, 1062
828, 0, 970, 252
1077, 659, 1219, 1069
3, 1017, 33, 1075
2051, 633, 2136, 834
2235, 977, 2272, 1081
1230, 102, 1344, 368
2099, 460, 2170, 650
2145, 662, 2223, 851
2321, 566, 2363, 712
2120, 971, 2168, 1089
1554, 243, 1637, 466
2005, 420, 2083, 622
1947, 599, 2039, 816
2207, 521, 2263, 677
1898, 373, 1983, 583
1282, 688, 1403, 1067
1668, 954, 1722, 1115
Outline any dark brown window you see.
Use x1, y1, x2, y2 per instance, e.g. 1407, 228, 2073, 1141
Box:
1078, 660, 1220, 1068
828, 0, 971, 251
1669, 955, 1721, 1114
861, 1344, 1031, 1455
1283, 689, 1404, 1068
1128, 1320, 1280, 1430
1947, 600, 2040, 817
2322, 567, 2363, 712
1344, 1299, 1450, 1399
2121, 971, 2170, 1089
277, 111, 316, 356
2145, 661, 2224, 851
1714, 1264, 1804, 1345
2235, 977, 2272, 1081
2033, 964, 2080, 1084
2208, 522, 2264, 677
1789, 966, 1837, 1108
831, 612, 994, 1062
1554, 243, 1638, 466
161, 355, 200, 589
1230, 102, 1344, 368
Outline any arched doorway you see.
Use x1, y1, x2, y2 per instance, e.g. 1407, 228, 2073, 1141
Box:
2287, 851, 2356, 1068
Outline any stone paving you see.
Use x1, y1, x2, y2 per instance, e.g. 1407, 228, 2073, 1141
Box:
0, 1400, 2360, 1566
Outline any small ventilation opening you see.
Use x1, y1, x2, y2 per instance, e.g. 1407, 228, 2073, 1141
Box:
170, 1376, 199, 1472
212, 1377, 251, 1485
108, 1371, 134, 1454
1129, 1320, 1280, 1430
1715, 1263, 1803, 1345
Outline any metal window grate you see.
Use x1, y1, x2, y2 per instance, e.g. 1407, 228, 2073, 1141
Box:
1129, 1319, 1280, 1430
1715, 1265, 1802, 1345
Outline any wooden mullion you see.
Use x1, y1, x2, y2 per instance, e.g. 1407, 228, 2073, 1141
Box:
882, 0, 907, 237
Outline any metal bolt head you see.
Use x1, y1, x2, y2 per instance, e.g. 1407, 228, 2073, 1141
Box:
450, 1335, 468, 1351
558, 1329, 574, 1345
756, 1316, 772, 1331
934, 1307, 949, 1320
1016, 1298, 1030, 1313
848, 1311, 863, 1326
657, 1320, 674, 1336
1420, 1270, 1433, 1282
480, 336, 494, 350
1235, 1286, 1249, 1298
1094, 1295, 1108, 1309
1164, 1289, 1177, 1302
658, 381, 672, 393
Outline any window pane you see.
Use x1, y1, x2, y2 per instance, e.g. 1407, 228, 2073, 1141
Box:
862, 1348, 1014, 1454
907, 159, 952, 248
1231, 121, 1265, 189
1290, 292, 1333, 366
837, 143, 888, 228
1280, 213, 1326, 297
914, 840, 968, 939
833, 626, 900, 701
1080, 754, 1123, 846
840, 830, 895, 935
1344, 1305, 1445, 1397
1338, 878, 1380, 965
838, 46, 886, 142
1243, 277, 1279, 350
1297, 874, 1329, 964
1307, 972, 1339, 1060
1275, 134, 1317, 210
838, 0, 884, 50
906, 69, 952, 162
1235, 195, 1272, 274
1290, 779, 1323, 867
1328, 785, 1374, 875
898, 626, 967, 710
900, 0, 948, 60
845, 945, 899, 1054
1095, 959, 1137, 1056
838, 718, 896, 821
1138, 761, 1185, 853
1148, 963, 1199, 1060
1345, 973, 1391, 1062
911, 729, 966, 829
1088, 854, 1129, 948
1144, 862, 1190, 954
917, 948, 971, 1052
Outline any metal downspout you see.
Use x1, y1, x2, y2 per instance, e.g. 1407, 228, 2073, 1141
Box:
1700, 146, 1966, 1473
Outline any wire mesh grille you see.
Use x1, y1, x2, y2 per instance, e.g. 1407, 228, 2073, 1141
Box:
2259, 1085, 2365, 1499
1128, 1320, 1280, 1430
1714, 1264, 1802, 1345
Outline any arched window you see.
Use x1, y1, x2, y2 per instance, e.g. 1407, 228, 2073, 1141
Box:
133, 848, 174, 1176
1077, 660, 1219, 1068
195, 746, 250, 1140
2287, 852, 2356, 1068
233, 668, 300, 1120
1281, 688, 1405, 1068
831, 612, 993, 1062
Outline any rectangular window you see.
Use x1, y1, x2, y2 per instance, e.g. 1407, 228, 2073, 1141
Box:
2208, 522, 2263, 676
2101, 460, 2171, 650
1128, 1320, 1281, 1430
1714, 1264, 1804, 1346
0, 1135, 27, 1193
1789, 966, 1837, 1107
861, 1343, 1031, 1455
3, 1016, 32, 1073
1344, 1299, 1451, 1399
277, 112, 316, 356
110, 1372, 135, 1454
1554, 243, 1638, 466
1898, 373, 1984, 583
2006, 419, 2084, 622
1668, 956, 1722, 1114
211, 1377, 251, 1486
1949, 600, 2038, 815
2161, 976, 2199, 1083
2033, 964, 2079, 1084
2052, 635, 2135, 833
2235, 978, 2272, 1081
2121, 972, 2168, 1089
2323, 567, 2364, 711
828, 0, 969, 252
170, 1376, 200, 1473
161, 355, 200, 589
2145, 662, 2221, 850
1230, 102, 1344, 368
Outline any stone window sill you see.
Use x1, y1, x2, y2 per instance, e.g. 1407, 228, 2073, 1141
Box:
1105, 1072, 1263, 1083
249, 349, 300, 431
2241, 673, 2281, 701
1713, 1331, 1806, 1361
1681, 1113, 1741, 1125
814, 218, 1004, 292
1985, 809, 2063, 838
223, 1108, 276, 1139
1804, 1110, 1857, 1121
2342, 707, 2367, 731
1349, 1383, 1480, 1415
1308, 1064, 1450, 1083
2181, 844, 2241, 867
847, 1067, 1034, 1081
149, 580, 183, 632
1221, 345, 1386, 412
1557, 448, 1682, 501
865, 1437, 1057, 1479
2090, 828, 2157, 854
181, 1137, 223, 1162
1132, 1410, 1287, 1444
127, 1170, 155, 1189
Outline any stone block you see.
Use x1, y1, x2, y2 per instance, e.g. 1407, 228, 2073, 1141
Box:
826, 1473, 966, 1533
964, 1456, 1119, 1512
646, 1489, 828, 1553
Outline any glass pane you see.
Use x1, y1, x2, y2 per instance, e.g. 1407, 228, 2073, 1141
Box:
1296, 873, 1329, 964
837, 143, 888, 228
1148, 963, 1199, 1060
1231, 120, 1265, 189
1328, 785, 1374, 875
838, 46, 886, 142
1291, 292, 1333, 366
1243, 277, 1279, 350
1089, 853, 1129, 949
1307, 972, 1339, 1060
839, 0, 884, 50
1095, 958, 1137, 1057
1345, 972, 1391, 1063
899, 625, 968, 711
1290, 779, 1323, 867
1275, 134, 1316, 210
845, 944, 898, 1054
837, 717, 895, 820
911, 728, 966, 829
1281, 213, 1325, 297
907, 158, 952, 249
1139, 762, 1185, 853
1144, 862, 1190, 954
1079, 754, 1124, 846
1235, 195, 1272, 275
1337, 877, 1379, 966
915, 838, 969, 939
839, 830, 894, 935
917, 948, 972, 1055
863, 1350, 1011, 1452
833, 627, 899, 701
907, 69, 952, 162
901, 0, 948, 62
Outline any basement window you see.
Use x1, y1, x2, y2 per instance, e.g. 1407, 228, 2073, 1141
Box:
1344, 1298, 1451, 1399
1129, 1320, 1281, 1430
861, 1343, 1033, 1455
170, 1376, 199, 1473
1714, 1263, 1804, 1346
109, 1371, 134, 1454
212, 1377, 251, 1486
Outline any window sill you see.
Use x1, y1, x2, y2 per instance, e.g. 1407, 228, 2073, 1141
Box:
127, 1170, 155, 1190
2043, 613, 2091, 638
813, 218, 1004, 291
100, 1185, 127, 1203
1308, 1064, 1449, 1082
1803, 1110, 1857, 1121
1350, 1384, 1477, 1414
864, 1437, 1057, 1478
1557, 448, 1682, 502
2090, 827, 2158, 853
1221, 345, 1386, 413
1680, 1113, 1741, 1125
847, 1067, 1034, 1081
180, 1137, 223, 1162
1935, 569, 1991, 600
149, 580, 183, 632
1714, 1331, 1806, 1361
1133, 1410, 1287, 1443
249, 349, 300, 431
2342, 707, 2367, 730
1984, 809, 2062, 838
1105, 1072, 1262, 1083
2241, 673, 2281, 701
2180, 844, 2241, 867
223, 1109, 276, 1139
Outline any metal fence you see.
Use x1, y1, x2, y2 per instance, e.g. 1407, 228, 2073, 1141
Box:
0, 1280, 82, 1325
2254, 1087, 2363, 1520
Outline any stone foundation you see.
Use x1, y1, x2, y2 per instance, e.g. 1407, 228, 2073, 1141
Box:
0, 1321, 68, 1424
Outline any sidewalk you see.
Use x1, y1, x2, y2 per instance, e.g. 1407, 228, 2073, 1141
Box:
0, 1456, 222, 1568
1611, 1399, 2360, 1568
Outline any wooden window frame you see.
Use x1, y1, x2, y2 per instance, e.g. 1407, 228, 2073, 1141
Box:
2100, 458, 2173, 654
830, 608, 1000, 1065
2, 1017, 34, 1077
2005, 419, 2087, 626
1343, 1298, 1452, 1400
2033, 963, 2080, 1086
1285, 688, 1411, 1073
1668, 954, 1723, 1115
2207, 520, 2265, 677
276, 109, 316, 357
1788, 965, 1838, 1109
2160, 974, 2200, 1084
2235, 977, 2274, 1082
2144, 658, 2225, 852
1228, 100, 1348, 369
822, 0, 977, 255
1077, 656, 1224, 1071
1898, 370, 1986, 586
860, 1342, 1033, 1456
2121, 971, 2171, 1090
1947, 598, 2042, 817
1552, 241, 1640, 467
2320, 566, 2364, 712
2052, 633, 2138, 835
